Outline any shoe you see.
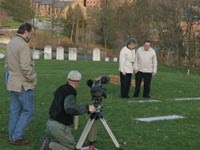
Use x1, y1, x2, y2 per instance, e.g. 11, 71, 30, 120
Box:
121, 96, 129, 99
133, 96, 138, 98
40, 138, 51, 150
10, 138, 29, 145
88, 145, 95, 150
143, 96, 150, 99
133, 94, 139, 97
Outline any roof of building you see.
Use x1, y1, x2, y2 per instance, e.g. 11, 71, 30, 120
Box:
33, 0, 73, 7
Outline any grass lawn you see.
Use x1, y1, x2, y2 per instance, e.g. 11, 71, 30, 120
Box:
0, 59, 200, 150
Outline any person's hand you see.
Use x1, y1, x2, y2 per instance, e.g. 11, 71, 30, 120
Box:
152, 72, 156, 76
134, 69, 138, 74
122, 72, 126, 75
88, 105, 96, 113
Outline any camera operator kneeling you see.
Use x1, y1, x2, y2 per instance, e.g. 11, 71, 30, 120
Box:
40, 70, 96, 150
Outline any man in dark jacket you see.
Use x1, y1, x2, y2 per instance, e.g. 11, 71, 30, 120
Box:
41, 70, 96, 150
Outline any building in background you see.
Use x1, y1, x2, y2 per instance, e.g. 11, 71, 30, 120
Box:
32, 0, 136, 18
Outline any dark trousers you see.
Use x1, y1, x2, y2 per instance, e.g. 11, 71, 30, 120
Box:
120, 72, 132, 98
133, 71, 152, 98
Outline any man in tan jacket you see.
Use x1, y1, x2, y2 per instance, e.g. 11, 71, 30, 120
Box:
133, 40, 157, 98
5, 23, 37, 145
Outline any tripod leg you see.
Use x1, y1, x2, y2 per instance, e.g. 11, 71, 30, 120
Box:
100, 118, 121, 149
76, 118, 95, 149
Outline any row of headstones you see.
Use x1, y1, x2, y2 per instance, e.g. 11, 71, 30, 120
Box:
33, 45, 118, 62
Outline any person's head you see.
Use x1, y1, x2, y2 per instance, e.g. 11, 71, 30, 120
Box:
17, 23, 33, 42
67, 70, 82, 89
143, 40, 152, 51
127, 38, 137, 50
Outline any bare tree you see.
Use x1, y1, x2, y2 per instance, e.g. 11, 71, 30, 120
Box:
0, 9, 7, 26
64, 4, 85, 44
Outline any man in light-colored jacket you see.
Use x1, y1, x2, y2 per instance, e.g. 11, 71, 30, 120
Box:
119, 38, 137, 98
5, 23, 37, 145
133, 40, 157, 98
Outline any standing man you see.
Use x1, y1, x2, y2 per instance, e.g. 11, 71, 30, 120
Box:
119, 38, 137, 98
133, 40, 157, 98
40, 70, 96, 150
5, 23, 37, 145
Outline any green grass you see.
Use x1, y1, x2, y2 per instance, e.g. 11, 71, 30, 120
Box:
0, 59, 200, 150
1, 19, 21, 28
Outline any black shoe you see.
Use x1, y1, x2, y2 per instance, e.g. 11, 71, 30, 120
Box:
143, 96, 150, 99
10, 138, 29, 145
121, 96, 129, 99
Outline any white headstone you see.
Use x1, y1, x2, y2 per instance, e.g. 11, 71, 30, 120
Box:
105, 57, 109, 62
56, 46, 64, 60
93, 48, 100, 61
0, 53, 5, 59
113, 57, 118, 62
69, 48, 77, 61
32, 50, 40, 60
44, 45, 52, 60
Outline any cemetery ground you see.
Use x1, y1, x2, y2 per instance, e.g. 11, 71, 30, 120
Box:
0, 60, 200, 150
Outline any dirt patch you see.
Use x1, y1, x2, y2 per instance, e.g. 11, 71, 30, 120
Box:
108, 74, 143, 87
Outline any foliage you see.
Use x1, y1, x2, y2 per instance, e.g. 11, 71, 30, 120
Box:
0, 0, 35, 22
64, 5, 74, 37
85, 0, 200, 66
0, 60, 200, 149
63, 4, 86, 44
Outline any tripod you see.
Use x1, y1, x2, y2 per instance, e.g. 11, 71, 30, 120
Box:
75, 106, 121, 150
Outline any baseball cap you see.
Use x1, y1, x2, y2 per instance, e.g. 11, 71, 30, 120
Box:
67, 70, 82, 81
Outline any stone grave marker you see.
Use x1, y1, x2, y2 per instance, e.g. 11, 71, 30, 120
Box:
44, 45, 52, 60
93, 48, 100, 61
69, 47, 77, 61
32, 50, 40, 60
56, 46, 64, 60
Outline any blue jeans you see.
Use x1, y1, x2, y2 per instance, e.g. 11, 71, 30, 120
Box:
8, 89, 34, 140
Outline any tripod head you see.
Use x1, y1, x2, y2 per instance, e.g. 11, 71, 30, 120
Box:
89, 104, 103, 120
87, 76, 110, 108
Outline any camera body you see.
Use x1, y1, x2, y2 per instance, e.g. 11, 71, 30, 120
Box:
87, 76, 109, 107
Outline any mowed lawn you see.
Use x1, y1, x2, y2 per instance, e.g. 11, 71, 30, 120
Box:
0, 59, 200, 150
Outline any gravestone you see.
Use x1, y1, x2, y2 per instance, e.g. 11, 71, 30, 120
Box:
44, 45, 52, 60
113, 57, 118, 62
93, 48, 100, 61
32, 50, 40, 60
0, 53, 5, 59
105, 57, 109, 62
69, 48, 77, 61
56, 46, 64, 60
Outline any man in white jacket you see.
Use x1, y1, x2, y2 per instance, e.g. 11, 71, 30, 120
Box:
119, 38, 137, 98
133, 40, 157, 98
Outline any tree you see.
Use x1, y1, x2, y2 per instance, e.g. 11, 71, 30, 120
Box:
64, 5, 74, 42
1, 0, 35, 22
147, 0, 199, 66
0, 9, 7, 26
91, 0, 120, 49
64, 4, 85, 44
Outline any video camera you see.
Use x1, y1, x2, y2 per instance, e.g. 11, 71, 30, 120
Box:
87, 76, 110, 107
